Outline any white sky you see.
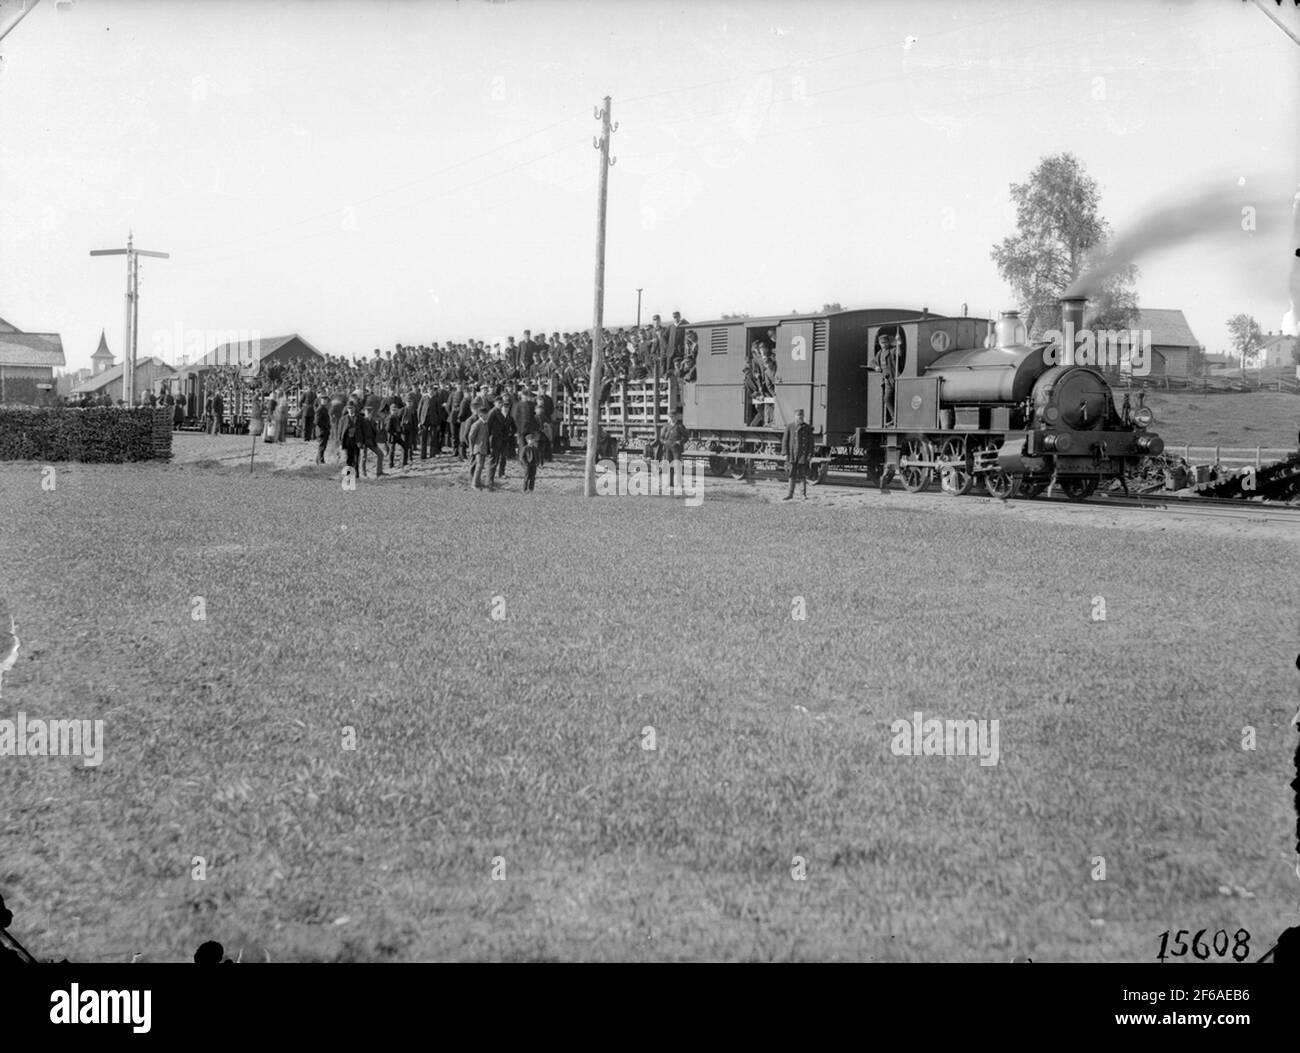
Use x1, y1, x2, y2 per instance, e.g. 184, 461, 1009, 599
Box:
1, 0, 1297, 372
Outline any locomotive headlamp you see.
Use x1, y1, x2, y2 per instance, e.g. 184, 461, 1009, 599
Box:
1133, 406, 1154, 427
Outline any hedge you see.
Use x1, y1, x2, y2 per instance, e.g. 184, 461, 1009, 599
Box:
0, 407, 174, 463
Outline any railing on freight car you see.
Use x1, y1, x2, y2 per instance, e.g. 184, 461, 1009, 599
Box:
558, 376, 679, 447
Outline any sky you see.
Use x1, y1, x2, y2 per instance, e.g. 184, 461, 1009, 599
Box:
1, 0, 1297, 373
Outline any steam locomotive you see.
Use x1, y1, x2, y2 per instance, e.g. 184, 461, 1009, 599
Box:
675, 296, 1163, 500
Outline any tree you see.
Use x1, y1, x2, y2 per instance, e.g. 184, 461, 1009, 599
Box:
1290, 341, 1300, 367
1226, 313, 1264, 374
990, 153, 1139, 338
720, 312, 752, 320
820, 302, 845, 313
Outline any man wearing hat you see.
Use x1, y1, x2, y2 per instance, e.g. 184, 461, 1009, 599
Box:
339, 398, 361, 476
487, 395, 510, 483
417, 387, 439, 459
359, 400, 384, 478
658, 408, 689, 490
467, 399, 493, 490
781, 407, 814, 501
511, 387, 537, 454
399, 388, 420, 467
314, 396, 332, 464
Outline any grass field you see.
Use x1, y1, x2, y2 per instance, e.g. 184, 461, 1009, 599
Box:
1115, 390, 1299, 450
0, 453, 1296, 962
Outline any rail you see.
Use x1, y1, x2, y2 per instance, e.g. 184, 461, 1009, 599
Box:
1167, 445, 1295, 468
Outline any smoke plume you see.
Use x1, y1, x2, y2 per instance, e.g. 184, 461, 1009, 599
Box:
1065, 177, 1297, 308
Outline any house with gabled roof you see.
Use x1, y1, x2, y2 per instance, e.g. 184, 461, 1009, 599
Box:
188, 333, 325, 371
1131, 308, 1201, 379
0, 315, 66, 405
70, 356, 176, 403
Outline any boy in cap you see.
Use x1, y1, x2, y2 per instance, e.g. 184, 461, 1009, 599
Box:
522, 431, 541, 492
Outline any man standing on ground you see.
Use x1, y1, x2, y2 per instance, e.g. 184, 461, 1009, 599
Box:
418, 387, 436, 459
488, 395, 510, 483
314, 398, 331, 464
301, 388, 317, 443
468, 400, 493, 490
781, 407, 814, 501
659, 408, 689, 490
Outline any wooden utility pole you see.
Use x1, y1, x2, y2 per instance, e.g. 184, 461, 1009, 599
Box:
91, 232, 169, 406
583, 97, 616, 497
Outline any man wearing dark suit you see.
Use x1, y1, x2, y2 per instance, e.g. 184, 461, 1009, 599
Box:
400, 389, 419, 467
339, 402, 360, 475
418, 388, 436, 459
511, 390, 537, 457
659, 409, 689, 489
431, 391, 448, 455
781, 408, 814, 500
359, 404, 384, 478
314, 400, 331, 464
211, 393, 224, 435
301, 388, 317, 442
487, 396, 510, 482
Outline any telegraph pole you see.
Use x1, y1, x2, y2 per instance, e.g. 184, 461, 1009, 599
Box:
583, 97, 616, 498
636, 288, 643, 328
91, 232, 169, 406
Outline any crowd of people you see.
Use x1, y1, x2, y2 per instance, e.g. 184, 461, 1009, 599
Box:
193, 311, 695, 433
178, 311, 695, 490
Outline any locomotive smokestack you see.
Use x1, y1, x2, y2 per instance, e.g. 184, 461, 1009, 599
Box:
1060, 296, 1086, 335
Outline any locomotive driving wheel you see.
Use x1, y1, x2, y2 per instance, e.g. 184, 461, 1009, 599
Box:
936, 436, 972, 496
1061, 477, 1098, 502
984, 471, 1020, 499
899, 437, 933, 493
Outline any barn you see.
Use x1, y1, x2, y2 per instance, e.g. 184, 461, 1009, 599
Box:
0, 315, 66, 405
1129, 308, 1202, 380
187, 333, 325, 372
171, 333, 326, 427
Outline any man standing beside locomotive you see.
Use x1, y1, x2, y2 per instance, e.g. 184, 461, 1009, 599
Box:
874, 333, 901, 492
781, 408, 814, 500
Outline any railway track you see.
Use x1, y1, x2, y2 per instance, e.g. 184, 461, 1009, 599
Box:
800, 467, 1300, 523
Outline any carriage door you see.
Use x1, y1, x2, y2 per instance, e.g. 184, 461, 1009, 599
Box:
774, 321, 815, 430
